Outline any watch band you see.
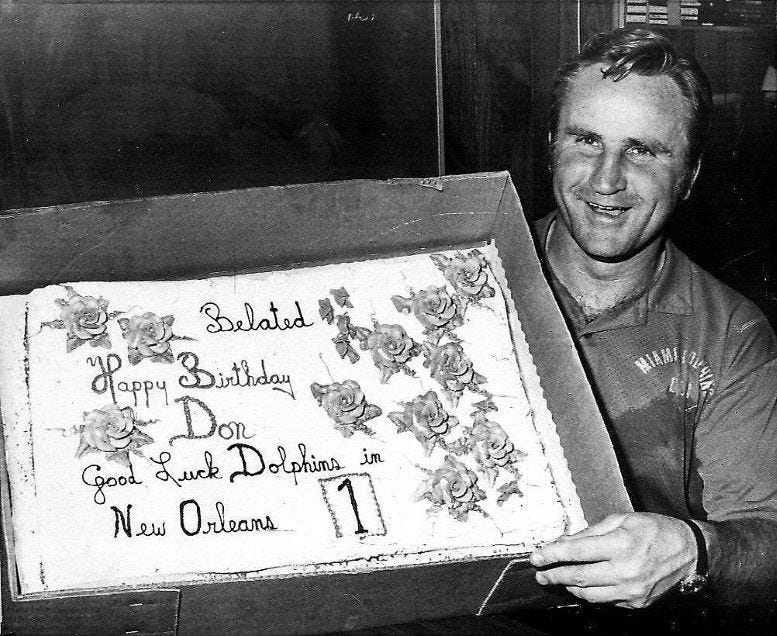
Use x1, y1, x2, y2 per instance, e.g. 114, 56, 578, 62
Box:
678, 518, 709, 595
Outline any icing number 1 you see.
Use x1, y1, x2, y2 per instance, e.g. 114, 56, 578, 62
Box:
319, 473, 387, 539
337, 477, 368, 534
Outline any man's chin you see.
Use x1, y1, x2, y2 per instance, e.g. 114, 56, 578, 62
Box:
570, 236, 628, 261
578, 238, 664, 264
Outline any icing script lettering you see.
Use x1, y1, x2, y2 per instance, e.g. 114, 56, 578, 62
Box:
199, 300, 313, 334
95, 442, 351, 539
150, 451, 221, 488
179, 499, 276, 536
67, 288, 384, 545
228, 442, 344, 486
167, 396, 255, 445
177, 352, 295, 399
111, 504, 166, 538
82, 463, 143, 505
88, 354, 169, 408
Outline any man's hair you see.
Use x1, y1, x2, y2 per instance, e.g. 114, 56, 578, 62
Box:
550, 27, 713, 169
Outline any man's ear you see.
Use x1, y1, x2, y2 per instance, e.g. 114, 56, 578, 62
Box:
682, 158, 702, 200
547, 130, 555, 172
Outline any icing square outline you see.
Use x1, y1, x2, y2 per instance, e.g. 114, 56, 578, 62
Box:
319, 472, 387, 539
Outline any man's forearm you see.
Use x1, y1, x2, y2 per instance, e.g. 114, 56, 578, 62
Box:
701, 517, 777, 603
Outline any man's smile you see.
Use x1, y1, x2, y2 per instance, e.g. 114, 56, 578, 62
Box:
587, 201, 630, 213
583, 199, 633, 217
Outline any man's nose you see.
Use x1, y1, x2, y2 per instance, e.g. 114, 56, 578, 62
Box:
590, 151, 626, 194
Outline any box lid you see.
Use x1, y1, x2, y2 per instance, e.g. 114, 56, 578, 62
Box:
0, 172, 630, 634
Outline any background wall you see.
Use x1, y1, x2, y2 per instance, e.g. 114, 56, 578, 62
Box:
441, 0, 579, 221
0, 1, 439, 209
0, 0, 773, 323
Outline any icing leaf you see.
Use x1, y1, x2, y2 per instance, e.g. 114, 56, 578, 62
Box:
66, 336, 86, 353
319, 298, 335, 324
333, 334, 360, 363
496, 480, 523, 505
472, 396, 498, 413
391, 295, 413, 313
330, 287, 354, 308
430, 253, 451, 272
335, 313, 357, 338
352, 324, 372, 349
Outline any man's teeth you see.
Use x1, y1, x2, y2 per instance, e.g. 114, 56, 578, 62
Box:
589, 202, 627, 212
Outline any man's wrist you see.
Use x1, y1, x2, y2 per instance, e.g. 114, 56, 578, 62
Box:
678, 518, 711, 595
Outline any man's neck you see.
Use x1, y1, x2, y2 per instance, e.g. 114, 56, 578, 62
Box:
546, 218, 665, 318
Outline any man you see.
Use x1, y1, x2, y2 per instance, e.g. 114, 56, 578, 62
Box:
529, 28, 777, 610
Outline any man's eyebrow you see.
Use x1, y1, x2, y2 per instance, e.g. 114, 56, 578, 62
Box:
563, 126, 599, 140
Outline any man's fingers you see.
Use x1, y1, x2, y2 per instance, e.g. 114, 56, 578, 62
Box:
530, 532, 625, 567
531, 512, 696, 609
566, 585, 653, 609
535, 560, 619, 588
565, 585, 622, 605
559, 514, 626, 540
530, 514, 627, 567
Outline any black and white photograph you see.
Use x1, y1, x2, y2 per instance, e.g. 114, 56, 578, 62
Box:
0, 1, 775, 634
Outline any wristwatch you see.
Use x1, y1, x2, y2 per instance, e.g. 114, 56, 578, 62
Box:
678, 518, 709, 595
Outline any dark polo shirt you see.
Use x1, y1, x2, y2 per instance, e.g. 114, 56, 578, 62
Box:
535, 212, 777, 523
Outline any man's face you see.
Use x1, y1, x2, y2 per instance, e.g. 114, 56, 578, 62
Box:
552, 64, 694, 262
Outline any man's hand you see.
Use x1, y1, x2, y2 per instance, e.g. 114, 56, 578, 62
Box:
530, 512, 698, 608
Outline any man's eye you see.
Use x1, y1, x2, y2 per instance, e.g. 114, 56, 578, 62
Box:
628, 145, 654, 157
575, 135, 598, 146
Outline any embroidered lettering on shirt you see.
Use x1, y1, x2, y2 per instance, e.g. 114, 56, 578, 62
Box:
735, 318, 762, 333
633, 346, 715, 394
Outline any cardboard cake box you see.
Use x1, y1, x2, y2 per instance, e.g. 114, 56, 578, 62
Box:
0, 172, 631, 635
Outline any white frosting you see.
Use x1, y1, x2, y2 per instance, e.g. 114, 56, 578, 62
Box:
0, 244, 585, 594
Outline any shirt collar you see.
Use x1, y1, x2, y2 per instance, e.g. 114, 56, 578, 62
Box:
648, 240, 693, 316
535, 211, 693, 335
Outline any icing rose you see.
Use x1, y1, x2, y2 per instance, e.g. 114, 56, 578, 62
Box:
315, 380, 367, 425
388, 390, 458, 455
118, 312, 175, 364
359, 322, 420, 383
423, 341, 486, 403
392, 286, 463, 336
417, 454, 485, 520
310, 380, 381, 437
431, 250, 495, 302
468, 412, 524, 484
54, 286, 111, 351
413, 390, 457, 436
75, 404, 153, 466
80, 405, 136, 452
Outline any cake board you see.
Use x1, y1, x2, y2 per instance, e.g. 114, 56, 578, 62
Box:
0, 172, 631, 634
